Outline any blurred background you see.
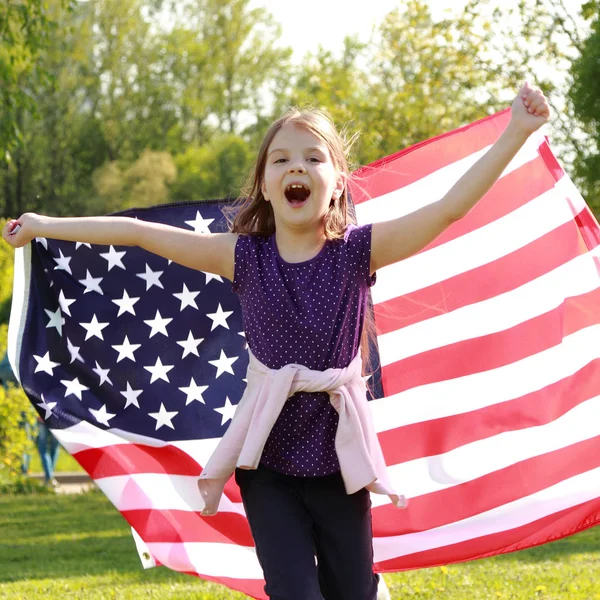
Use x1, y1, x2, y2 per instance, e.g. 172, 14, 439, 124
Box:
0, 0, 598, 224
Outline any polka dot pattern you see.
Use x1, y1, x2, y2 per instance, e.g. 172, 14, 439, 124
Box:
233, 224, 376, 477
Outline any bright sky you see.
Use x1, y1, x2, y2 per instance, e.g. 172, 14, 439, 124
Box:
251, 0, 584, 61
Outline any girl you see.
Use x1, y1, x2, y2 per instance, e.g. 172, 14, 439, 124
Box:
2, 82, 550, 600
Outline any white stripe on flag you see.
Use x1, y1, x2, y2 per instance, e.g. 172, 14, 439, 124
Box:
146, 541, 263, 579
373, 467, 600, 562
355, 134, 543, 224
372, 323, 600, 432
371, 395, 600, 506
372, 179, 581, 303
377, 246, 600, 365
96, 473, 246, 515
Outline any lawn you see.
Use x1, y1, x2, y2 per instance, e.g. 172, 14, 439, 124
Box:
1, 490, 599, 599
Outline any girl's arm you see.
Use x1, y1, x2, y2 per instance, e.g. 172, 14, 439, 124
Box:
370, 82, 551, 272
1, 213, 237, 281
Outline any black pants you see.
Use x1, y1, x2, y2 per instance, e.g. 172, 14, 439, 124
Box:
235, 465, 378, 600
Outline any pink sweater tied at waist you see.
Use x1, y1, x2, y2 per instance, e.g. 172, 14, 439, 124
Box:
197, 349, 407, 516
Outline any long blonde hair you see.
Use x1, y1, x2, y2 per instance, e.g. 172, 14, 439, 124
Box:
227, 107, 378, 378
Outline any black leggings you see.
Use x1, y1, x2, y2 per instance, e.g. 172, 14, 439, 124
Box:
235, 465, 378, 600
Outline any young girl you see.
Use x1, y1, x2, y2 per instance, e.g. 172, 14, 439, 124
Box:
2, 82, 550, 600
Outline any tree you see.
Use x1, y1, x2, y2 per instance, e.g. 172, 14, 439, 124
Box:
170, 135, 253, 201
92, 150, 177, 212
570, 2, 600, 212
286, 1, 518, 166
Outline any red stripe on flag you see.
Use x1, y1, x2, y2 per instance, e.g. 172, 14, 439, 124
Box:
75, 443, 202, 478
374, 436, 600, 537
420, 158, 559, 252
351, 111, 512, 203
375, 218, 587, 335
375, 498, 600, 572
123, 508, 254, 545
379, 358, 600, 466
381, 286, 600, 396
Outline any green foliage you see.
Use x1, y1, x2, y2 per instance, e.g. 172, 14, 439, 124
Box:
171, 135, 253, 201
93, 150, 178, 212
0, 219, 14, 324
0, 475, 53, 495
0, 382, 36, 481
0, 0, 76, 155
570, 7, 600, 213
0, 0, 598, 218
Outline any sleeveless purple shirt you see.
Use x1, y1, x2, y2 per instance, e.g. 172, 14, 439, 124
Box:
232, 223, 376, 477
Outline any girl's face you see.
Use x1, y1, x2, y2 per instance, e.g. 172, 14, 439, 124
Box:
262, 123, 343, 232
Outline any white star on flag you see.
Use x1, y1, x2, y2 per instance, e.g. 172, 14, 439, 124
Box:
44, 307, 65, 336
61, 376, 89, 400
173, 283, 200, 311
78, 270, 104, 294
53, 249, 72, 274
89, 404, 116, 427
203, 272, 223, 284
214, 397, 237, 425
112, 335, 141, 363
36, 395, 57, 420
66, 337, 84, 363
100, 245, 127, 271
33, 351, 60, 376
178, 377, 209, 405
36, 237, 48, 249
148, 403, 178, 430
75, 241, 92, 249
120, 382, 143, 408
136, 264, 164, 290
143, 310, 173, 338
176, 331, 204, 358
207, 303, 233, 331
144, 357, 174, 384
80, 314, 110, 340
58, 289, 76, 316
208, 350, 238, 378
112, 290, 140, 317
184, 211, 214, 233
92, 361, 113, 386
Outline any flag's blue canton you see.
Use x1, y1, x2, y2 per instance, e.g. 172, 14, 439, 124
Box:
20, 202, 248, 442
19, 200, 383, 443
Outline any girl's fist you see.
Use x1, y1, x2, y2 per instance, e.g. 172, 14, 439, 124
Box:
2, 213, 42, 249
511, 82, 551, 135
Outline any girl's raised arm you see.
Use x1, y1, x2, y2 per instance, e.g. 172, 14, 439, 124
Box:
370, 82, 551, 272
1, 213, 237, 281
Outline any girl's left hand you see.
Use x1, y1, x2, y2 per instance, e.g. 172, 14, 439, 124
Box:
510, 81, 551, 135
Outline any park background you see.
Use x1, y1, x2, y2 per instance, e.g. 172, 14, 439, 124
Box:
1, 0, 599, 598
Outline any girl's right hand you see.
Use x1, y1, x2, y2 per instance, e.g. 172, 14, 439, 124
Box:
2, 213, 43, 249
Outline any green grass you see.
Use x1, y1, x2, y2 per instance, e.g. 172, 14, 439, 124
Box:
1, 491, 598, 599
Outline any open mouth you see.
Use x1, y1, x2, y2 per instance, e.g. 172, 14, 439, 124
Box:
284, 183, 311, 207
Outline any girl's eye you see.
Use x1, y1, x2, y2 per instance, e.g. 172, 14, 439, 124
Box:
274, 158, 287, 164
309, 157, 321, 163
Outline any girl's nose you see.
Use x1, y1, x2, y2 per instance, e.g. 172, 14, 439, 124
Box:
287, 163, 306, 174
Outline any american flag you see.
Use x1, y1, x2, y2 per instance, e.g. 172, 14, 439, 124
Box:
8, 109, 600, 599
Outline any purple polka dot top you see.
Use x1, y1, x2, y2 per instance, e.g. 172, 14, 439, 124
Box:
232, 223, 376, 477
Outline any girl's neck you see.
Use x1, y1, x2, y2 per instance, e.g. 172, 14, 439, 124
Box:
274, 226, 327, 264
